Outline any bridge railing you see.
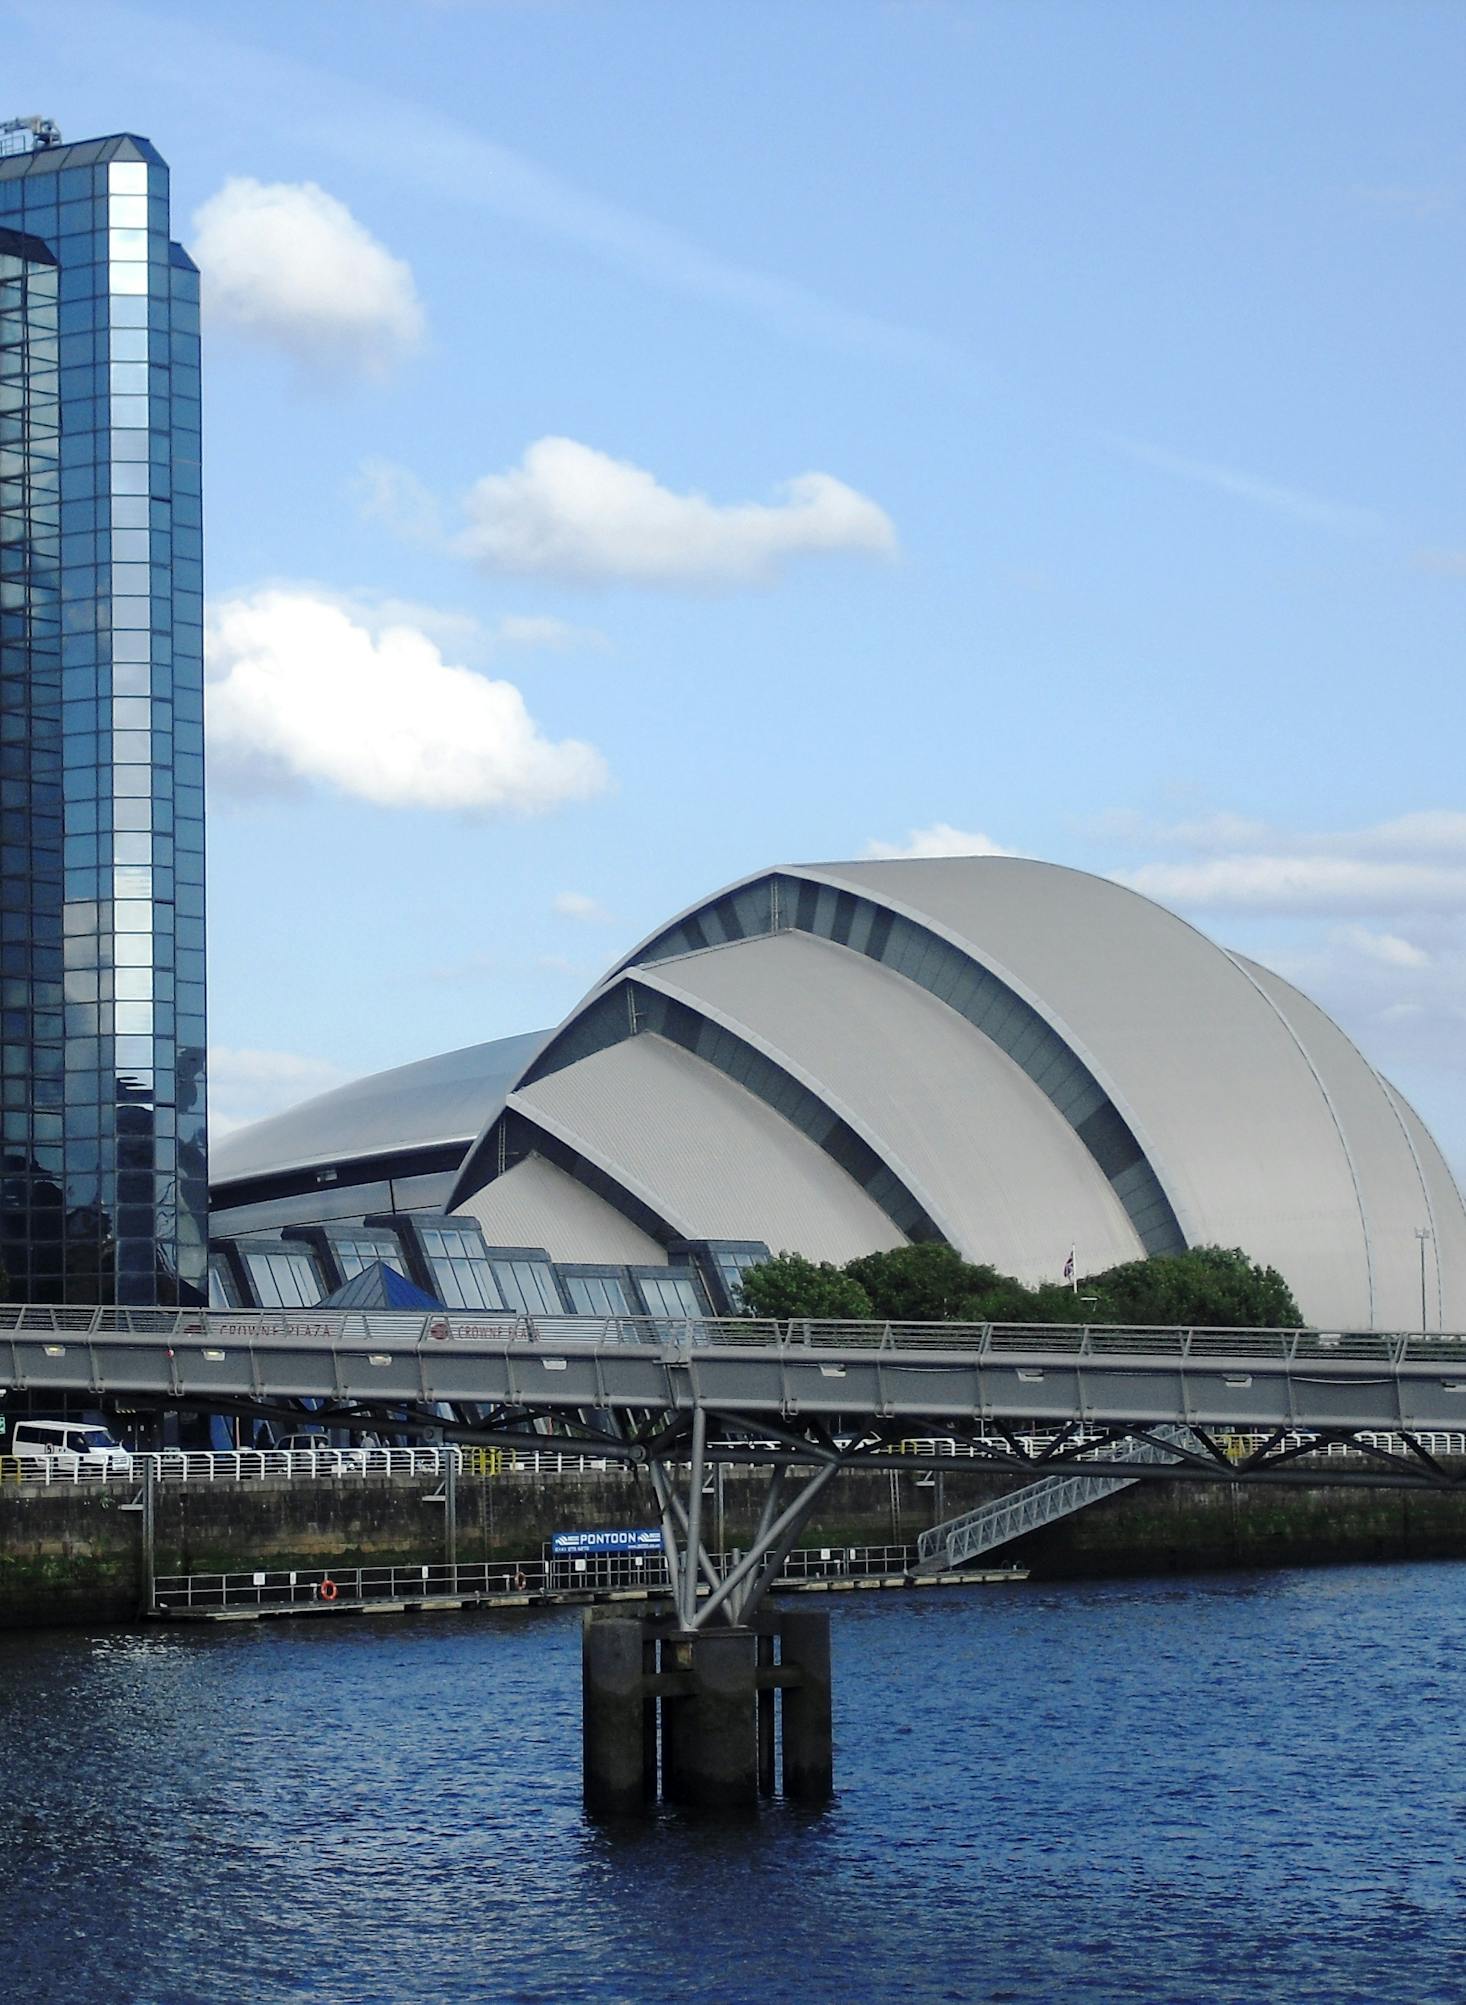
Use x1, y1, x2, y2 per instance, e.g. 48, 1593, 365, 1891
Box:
6, 1302, 1466, 1365
0, 1443, 633, 1487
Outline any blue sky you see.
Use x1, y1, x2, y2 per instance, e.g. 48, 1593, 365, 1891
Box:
8, 0, 1466, 1164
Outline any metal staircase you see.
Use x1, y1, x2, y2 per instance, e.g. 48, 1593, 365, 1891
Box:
913, 1426, 1192, 1574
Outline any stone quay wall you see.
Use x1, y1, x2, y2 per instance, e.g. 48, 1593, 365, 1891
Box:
4, 1462, 1466, 1629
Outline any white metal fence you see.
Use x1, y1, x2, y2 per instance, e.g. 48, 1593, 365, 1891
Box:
0, 1444, 624, 1487
4, 1429, 1465, 1489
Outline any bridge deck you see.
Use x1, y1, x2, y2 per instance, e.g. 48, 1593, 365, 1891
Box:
4, 1309, 1466, 1434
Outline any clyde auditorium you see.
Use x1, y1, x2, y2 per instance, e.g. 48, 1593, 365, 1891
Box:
208, 856, 1466, 1331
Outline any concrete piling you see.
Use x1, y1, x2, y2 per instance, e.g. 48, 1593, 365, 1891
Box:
779, 1608, 834, 1803
660, 1627, 759, 1810
582, 1607, 833, 1816
582, 1615, 649, 1817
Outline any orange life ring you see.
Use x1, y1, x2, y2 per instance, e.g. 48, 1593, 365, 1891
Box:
319, 1577, 338, 1602
513, 1569, 527, 1593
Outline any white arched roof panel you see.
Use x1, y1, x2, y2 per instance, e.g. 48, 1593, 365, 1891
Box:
810, 857, 1369, 1321
638, 930, 1141, 1285
1229, 955, 1443, 1329
510, 1033, 905, 1262
1378, 1078, 1466, 1333
212, 1030, 548, 1185
453, 1153, 667, 1264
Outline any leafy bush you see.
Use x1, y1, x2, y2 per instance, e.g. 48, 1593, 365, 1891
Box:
740, 1241, 1302, 1328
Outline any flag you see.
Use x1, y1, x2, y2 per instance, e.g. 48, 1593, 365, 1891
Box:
1063, 1248, 1075, 1283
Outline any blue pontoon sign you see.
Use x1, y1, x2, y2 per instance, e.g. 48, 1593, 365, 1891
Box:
551, 1528, 663, 1556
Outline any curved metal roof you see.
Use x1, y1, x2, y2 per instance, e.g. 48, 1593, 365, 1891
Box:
213, 856, 1466, 1331
635, 929, 1141, 1281
210, 1029, 549, 1186
448, 856, 1466, 1327
510, 1033, 906, 1259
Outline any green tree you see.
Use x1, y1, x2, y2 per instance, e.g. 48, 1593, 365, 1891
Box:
961, 1275, 1092, 1324
1085, 1245, 1301, 1329
843, 1243, 1005, 1321
739, 1251, 873, 1319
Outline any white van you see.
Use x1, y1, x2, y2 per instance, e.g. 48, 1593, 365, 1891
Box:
10, 1419, 132, 1474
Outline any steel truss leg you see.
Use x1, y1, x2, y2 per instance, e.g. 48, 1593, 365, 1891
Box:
703, 1459, 841, 1630
639, 1411, 844, 1631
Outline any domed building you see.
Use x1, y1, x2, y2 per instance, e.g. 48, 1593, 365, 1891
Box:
208, 857, 1466, 1331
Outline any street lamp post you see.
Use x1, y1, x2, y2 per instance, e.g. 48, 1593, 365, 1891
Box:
1415, 1226, 1433, 1333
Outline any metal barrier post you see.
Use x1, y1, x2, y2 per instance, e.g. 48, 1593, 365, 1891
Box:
139, 1457, 155, 1616
444, 1446, 458, 1591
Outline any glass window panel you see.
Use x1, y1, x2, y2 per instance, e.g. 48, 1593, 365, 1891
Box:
565, 1274, 631, 1316
332, 1233, 398, 1280
109, 163, 149, 194
207, 1256, 240, 1309
109, 265, 148, 297
636, 1272, 704, 1319
243, 1246, 320, 1310
489, 1258, 561, 1316
110, 395, 148, 428
108, 195, 148, 228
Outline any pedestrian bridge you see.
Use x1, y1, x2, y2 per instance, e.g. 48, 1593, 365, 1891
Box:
8, 1303, 1466, 1637
6, 1304, 1466, 1455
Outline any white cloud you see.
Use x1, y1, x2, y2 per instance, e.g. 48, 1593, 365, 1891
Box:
190, 179, 424, 377
356, 458, 443, 538
209, 1045, 348, 1137
495, 614, 609, 653
1332, 926, 1433, 970
1345, 811, 1466, 858
205, 588, 609, 814
1104, 433, 1383, 535
453, 437, 897, 587
1106, 807, 1466, 918
863, 823, 1013, 860
553, 890, 612, 923
1118, 855, 1466, 915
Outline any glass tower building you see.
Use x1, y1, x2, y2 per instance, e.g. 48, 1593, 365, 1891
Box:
0, 127, 206, 1305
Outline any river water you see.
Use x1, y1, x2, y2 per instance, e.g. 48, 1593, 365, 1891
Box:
4, 1562, 1466, 2003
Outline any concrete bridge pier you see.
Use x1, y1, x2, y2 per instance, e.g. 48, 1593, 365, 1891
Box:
581, 1608, 833, 1816
660, 1626, 759, 1810
779, 1608, 833, 1803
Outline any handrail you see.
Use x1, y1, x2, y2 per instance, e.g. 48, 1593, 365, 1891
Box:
3, 1302, 1463, 1361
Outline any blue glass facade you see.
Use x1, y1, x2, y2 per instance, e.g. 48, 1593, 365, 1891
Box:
0, 132, 206, 1305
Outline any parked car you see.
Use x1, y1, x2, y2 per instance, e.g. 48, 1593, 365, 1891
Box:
10, 1419, 132, 1474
